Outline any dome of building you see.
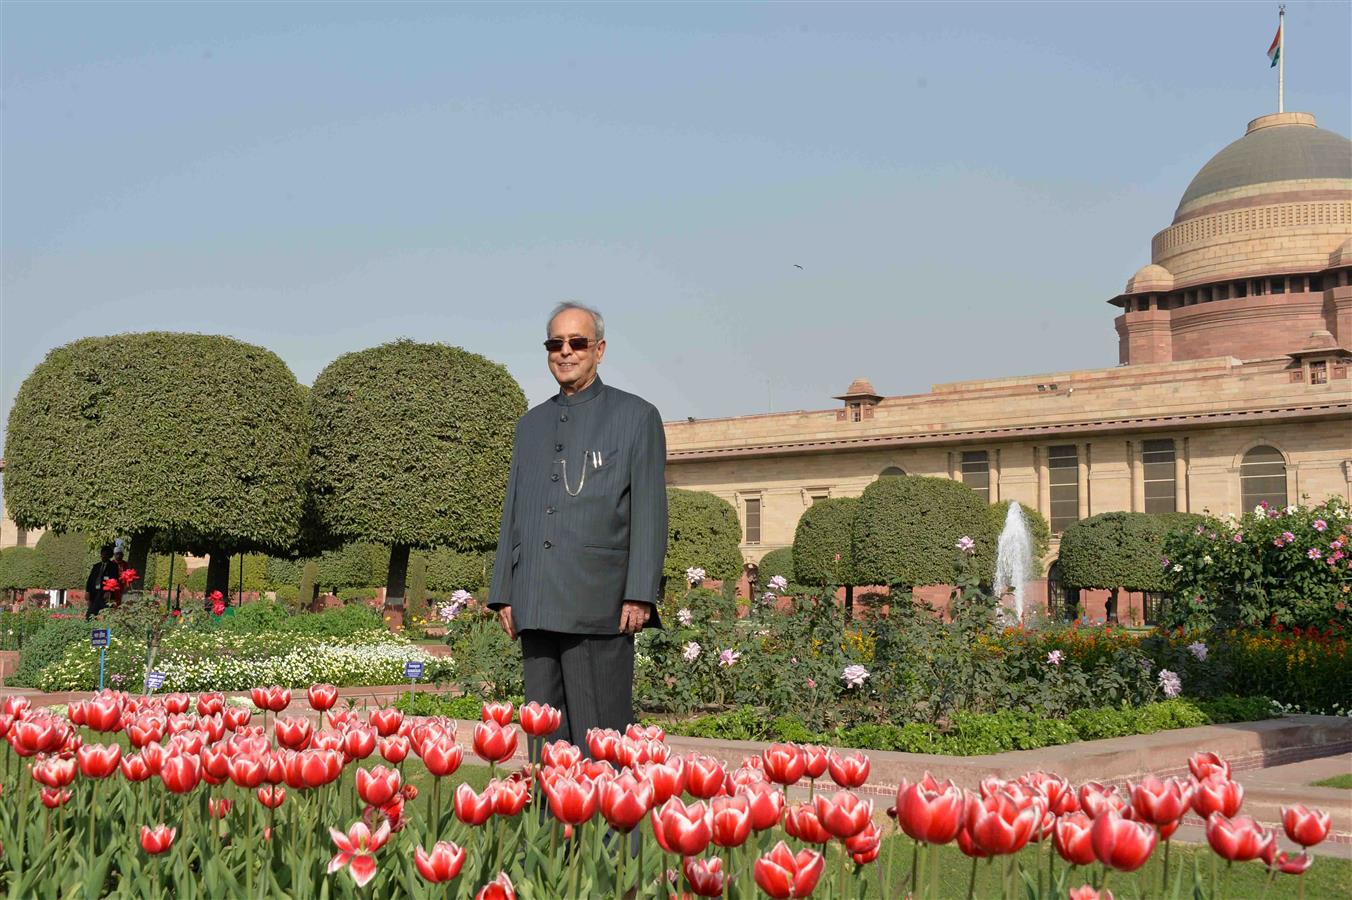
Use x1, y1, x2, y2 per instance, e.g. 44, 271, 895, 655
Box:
837, 378, 880, 399
1124, 264, 1174, 294
1174, 113, 1351, 220
1330, 237, 1352, 267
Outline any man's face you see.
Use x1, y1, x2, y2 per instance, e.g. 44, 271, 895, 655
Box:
547, 308, 605, 392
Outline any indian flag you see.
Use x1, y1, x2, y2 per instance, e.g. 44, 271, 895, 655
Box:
1266, 22, 1282, 68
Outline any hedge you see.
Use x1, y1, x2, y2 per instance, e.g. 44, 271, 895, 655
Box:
664, 489, 744, 584
791, 497, 859, 586
0, 546, 38, 592
755, 548, 794, 586
421, 547, 492, 595
31, 531, 97, 591
308, 340, 526, 602
1058, 511, 1200, 592
2, 333, 311, 586
266, 556, 303, 589
852, 475, 998, 587
143, 554, 189, 591
315, 543, 387, 591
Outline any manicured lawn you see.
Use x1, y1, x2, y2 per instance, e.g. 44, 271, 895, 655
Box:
1313, 773, 1352, 789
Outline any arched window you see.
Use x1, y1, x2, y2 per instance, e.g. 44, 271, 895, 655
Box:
1240, 446, 1287, 510
880, 466, 906, 477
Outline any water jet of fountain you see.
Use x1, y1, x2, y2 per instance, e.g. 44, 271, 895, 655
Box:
992, 501, 1035, 622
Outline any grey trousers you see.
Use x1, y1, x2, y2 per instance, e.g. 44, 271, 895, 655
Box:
520, 630, 635, 750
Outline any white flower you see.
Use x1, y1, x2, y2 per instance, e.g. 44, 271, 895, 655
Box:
682, 642, 701, 662
718, 648, 740, 667
760, 592, 777, 606
841, 664, 870, 688
1202, 555, 1213, 565
1172, 564, 1183, 573
449, 589, 473, 604
1158, 669, 1183, 699
767, 575, 788, 592
1254, 504, 1267, 516
686, 567, 707, 585
1046, 650, 1064, 666
1187, 641, 1208, 662
676, 608, 694, 627
955, 536, 976, 554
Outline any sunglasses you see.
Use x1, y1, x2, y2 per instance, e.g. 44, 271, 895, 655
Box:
543, 337, 595, 352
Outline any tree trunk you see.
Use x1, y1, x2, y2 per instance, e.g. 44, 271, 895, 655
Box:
127, 530, 155, 591
844, 585, 855, 622
1106, 587, 1119, 624
206, 551, 232, 602
385, 544, 410, 608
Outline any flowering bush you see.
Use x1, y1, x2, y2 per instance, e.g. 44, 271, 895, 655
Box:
1162, 498, 1352, 629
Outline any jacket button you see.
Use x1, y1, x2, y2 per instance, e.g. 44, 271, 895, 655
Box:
551, 473, 559, 482
555, 443, 563, 452
543, 540, 552, 549
546, 507, 555, 515
560, 413, 568, 422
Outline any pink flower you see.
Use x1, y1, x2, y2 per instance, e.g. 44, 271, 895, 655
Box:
1313, 519, 1328, 532
1282, 531, 1296, 542
328, 820, 391, 887
1308, 548, 1322, 560
955, 536, 976, 554
718, 648, 740, 668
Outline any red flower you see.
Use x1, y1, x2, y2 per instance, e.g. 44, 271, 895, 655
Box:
161, 754, 202, 794
650, 798, 712, 856
600, 771, 655, 832
32, 756, 77, 789
77, 742, 122, 778
474, 873, 515, 900
119, 568, 139, 586
10, 717, 66, 756
472, 720, 518, 764
783, 802, 832, 845
480, 701, 514, 727
196, 693, 225, 716
378, 735, 410, 764
826, 749, 869, 789
812, 789, 872, 840
274, 717, 313, 751
1281, 805, 1331, 847
1264, 849, 1313, 875
102, 577, 121, 592
685, 754, 728, 799
1188, 751, 1231, 782
1206, 813, 1275, 863
846, 820, 883, 864
492, 778, 531, 817
140, 825, 177, 855
543, 774, 598, 825
1193, 775, 1244, 819
683, 856, 727, 897
761, 743, 806, 786
1129, 776, 1193, 828
120, 752, 153, 783
586, 727, 622, 763
208, 798, 233, 819
421, 737, 464, 777
895, 774, 965, 845
1090, 811, 1157, 872
801, 745, 830, 780
710, 793, 753, 848
224, 707, 252, 731
1053, 812, 1096, 866
357, 765, 401, 807
307, 684, 339, 712
753, 841, 825, 899
85, 696, 123, 732
740, 781, 786, 831
967, 791, 1040, 856
541, 740, 582, 769
636, 759, 686, 805
369, 707, 403, 737
1068, 887, 1114, 900
518, 701, 561, 738
257, 786, 287, 809
342, 725, 377, 760
328, 820, 390, 887
212, 601, 226, 616
415, 841, 467, 883
40, 787, 73, 808
454, 783, 495, 826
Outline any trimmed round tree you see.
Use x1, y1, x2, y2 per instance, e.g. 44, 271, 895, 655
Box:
755, 547, 794, 584
664, 488, 743, 587
3, 333, 310, 592
308, 341, 526, 610
422, 547, 492, 595
0, 546, 37, 597
792, 496, 861, 613
852, 475, 998, 588
31, 531, 98, 592
315, 542, 387, 593
1056, 511, 1188, 623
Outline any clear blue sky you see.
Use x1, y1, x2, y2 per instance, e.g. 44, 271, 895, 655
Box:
3, 1, 1349, 451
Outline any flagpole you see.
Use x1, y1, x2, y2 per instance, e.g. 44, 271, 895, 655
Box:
1278, 5, 1285, 113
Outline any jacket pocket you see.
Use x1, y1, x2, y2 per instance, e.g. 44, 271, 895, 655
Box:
584, 544, 626, 553
511, 543, 522, 568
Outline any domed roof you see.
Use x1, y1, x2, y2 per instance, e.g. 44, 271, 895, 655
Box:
1125, 264, 1174, 294
1331, 237, 1352, 268
835, 378, 881, 400
1174, 113, 1351, 218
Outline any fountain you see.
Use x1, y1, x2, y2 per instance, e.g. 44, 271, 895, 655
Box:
992, 501, 1035, 622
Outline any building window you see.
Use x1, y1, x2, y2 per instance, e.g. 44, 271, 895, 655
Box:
1048, 445, 1079, 533
1142, 439, 1177, 514
1240, 446, 1287, 511
961, 451, 990, 502
1270, 277, 1286, 295
849, 403, 862, 422
880, 466, 906, 477
744, 497, 762, 545
1310, 361, 1328, 385
807, 490, 829, 505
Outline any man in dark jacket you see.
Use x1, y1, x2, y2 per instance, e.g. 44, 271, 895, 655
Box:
85, 545, 119, 620
487, 302, 667, 748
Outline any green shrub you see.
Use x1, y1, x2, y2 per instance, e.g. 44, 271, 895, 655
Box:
989, 501, 1052, 563
665, 489, 744, 585
298, 561, 318, 610
0, 610, 58, 651
222, 599, 291, 634
1196, 695, 1274, 723
143, 554, 189, 591
1058, 512, 1190, 593
421, 548, 491, 595
266, 557, 303, 589
441, 608, 524, 700
9, 617, 91, 687
755, 548, 794, 586
274, 584, 300, 606
316, 543, 387, 592
185, 567, 208, 592
337, 587, 380, 604
225, 553, 270, 593
853, 475, 998, 587
278, 604, 384, 639
1067, 705, 1136, 741
31, 531, 97, 590
0, 546, 38, 592
792, 497, 859, 586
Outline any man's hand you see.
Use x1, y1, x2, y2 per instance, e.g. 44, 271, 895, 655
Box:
618, 601, 652, 634
497, 606, 517, 640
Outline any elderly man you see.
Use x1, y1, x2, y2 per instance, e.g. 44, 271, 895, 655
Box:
487, 301, 667, 748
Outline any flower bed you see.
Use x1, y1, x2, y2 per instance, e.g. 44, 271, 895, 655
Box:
0, 689, 1338, 898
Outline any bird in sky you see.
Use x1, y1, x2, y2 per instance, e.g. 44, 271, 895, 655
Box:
793, 264, 803, 270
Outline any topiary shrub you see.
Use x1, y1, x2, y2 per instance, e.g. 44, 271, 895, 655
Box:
278, 603, 384, 639
297, 560, 318, 610
989, 500, 1052, 564
852, 476, 998, 587
422, 547, 491, 595
755, 548, 794, 585
792, 497, 859, 586
222, 599, 291, 634
31, 531, 97, 591
266, 557, 303, 590
185, 567, 209, 593
664, 489, 744, 585
315, 543, 387, 592
274, 584, 300, 606
1058, 511, 1200, 621
0, 546, 38, 593
225, 553, 271, 593
143, 554, 189, 591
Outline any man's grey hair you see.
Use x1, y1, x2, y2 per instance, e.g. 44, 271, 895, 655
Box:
547, 301, 605, 341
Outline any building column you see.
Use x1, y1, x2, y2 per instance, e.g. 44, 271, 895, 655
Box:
991, 449, 1001, 503
1036, 447, 1050, 521
1175, 442, 1189, 513
1077, 443, 1091, 518
1128, 440, 1144, 513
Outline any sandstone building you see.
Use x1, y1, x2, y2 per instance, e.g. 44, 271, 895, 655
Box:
662, 111, 1352, 618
